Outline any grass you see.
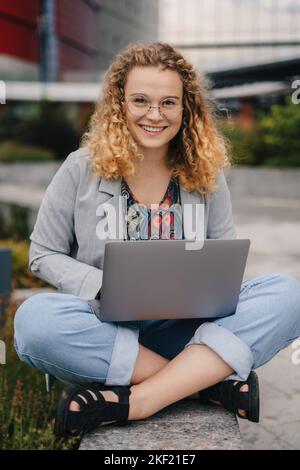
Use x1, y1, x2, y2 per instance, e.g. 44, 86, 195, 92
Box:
0, 298, 80, 450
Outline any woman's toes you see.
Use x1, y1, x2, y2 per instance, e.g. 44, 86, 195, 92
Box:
69, 393, 87, 412
69, 401, 80, 412
236, 383, 249, 418
68, 393, 87, 434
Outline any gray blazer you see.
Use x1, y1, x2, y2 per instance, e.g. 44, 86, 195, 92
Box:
29, 147, 237, 299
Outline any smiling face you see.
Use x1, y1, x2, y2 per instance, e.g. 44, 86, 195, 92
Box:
124, 66, 183, 158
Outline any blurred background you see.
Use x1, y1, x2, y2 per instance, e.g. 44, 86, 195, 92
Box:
0, 0, 299, 450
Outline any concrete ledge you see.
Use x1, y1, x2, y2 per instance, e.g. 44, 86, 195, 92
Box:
0, 162, 60, 188
0, 183, 44, 209
80, 398, 244, 450
227, 167, 300, 200
1, 165, 300, 201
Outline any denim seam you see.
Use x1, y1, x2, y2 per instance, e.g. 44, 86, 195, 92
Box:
17, 352, 107, 381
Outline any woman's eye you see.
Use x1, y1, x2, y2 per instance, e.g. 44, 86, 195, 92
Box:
134, 97, 147, 105
162, 100, 176, 106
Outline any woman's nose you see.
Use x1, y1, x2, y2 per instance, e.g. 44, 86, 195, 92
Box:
146, 106, 163, 120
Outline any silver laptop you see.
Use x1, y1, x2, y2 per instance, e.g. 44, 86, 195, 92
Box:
91, 239, 250, 322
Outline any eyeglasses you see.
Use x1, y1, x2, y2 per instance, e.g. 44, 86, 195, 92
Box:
125, 96, 183, 120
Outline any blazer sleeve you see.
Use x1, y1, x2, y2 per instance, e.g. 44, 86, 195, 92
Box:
206, 170, 237, 239
28, 152, 103, 299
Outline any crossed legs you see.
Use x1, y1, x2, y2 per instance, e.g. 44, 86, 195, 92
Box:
70, 343, 236, 421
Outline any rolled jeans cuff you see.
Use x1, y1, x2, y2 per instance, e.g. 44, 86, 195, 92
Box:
105, 323, 140, 386
184, 322, 254, 382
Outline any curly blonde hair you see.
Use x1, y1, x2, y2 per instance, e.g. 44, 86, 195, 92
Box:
82, 42, 230, 195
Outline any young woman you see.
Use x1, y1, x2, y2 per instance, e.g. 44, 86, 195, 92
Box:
14, 42, 300, 437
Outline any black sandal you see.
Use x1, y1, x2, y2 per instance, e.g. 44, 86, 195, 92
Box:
198, 371, 260, 422
54, 383, 132, 437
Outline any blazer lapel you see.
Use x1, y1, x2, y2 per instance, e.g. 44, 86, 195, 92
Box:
98, 177, 126, 240
98, 177, 121, 197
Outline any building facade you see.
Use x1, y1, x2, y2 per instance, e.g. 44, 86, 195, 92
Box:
96, 0, 159, 73
0, 0, 159, 82
159, 0, 300, 72
0, 0, 40, 81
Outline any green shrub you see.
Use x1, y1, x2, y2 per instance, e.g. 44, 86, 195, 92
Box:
2, 205, 30, 241
0, 239, 51, 289
0, 107, 22, 142
13, 100, 80, 159
220, 121, 266, 166
259, 98, 300, 167
0, 141, 55, 163
0, 204, 30, 241
220, 99, 300, 168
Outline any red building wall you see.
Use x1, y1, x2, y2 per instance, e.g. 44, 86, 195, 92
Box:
0, 0, 40, 63
0, 0, 99, 79
56, 0, 99, 73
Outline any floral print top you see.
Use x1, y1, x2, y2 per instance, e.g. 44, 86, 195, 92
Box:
121, 176, 184, 240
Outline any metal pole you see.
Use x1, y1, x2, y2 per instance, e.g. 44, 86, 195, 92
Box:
39, 0, 58, 82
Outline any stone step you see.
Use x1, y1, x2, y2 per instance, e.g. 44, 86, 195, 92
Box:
80, 398, 243, 450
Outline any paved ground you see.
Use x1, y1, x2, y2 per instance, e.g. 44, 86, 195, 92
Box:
232, 196, 300, 449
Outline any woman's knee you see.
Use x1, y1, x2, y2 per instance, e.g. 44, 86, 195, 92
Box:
13, 292, 119, 383
14, 292, 88, 356
14, 292, 78, 358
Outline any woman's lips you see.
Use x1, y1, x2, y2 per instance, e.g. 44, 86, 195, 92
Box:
138, 124, 167, 136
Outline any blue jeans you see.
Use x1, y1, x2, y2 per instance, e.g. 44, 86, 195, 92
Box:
14, 272, 300, 385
